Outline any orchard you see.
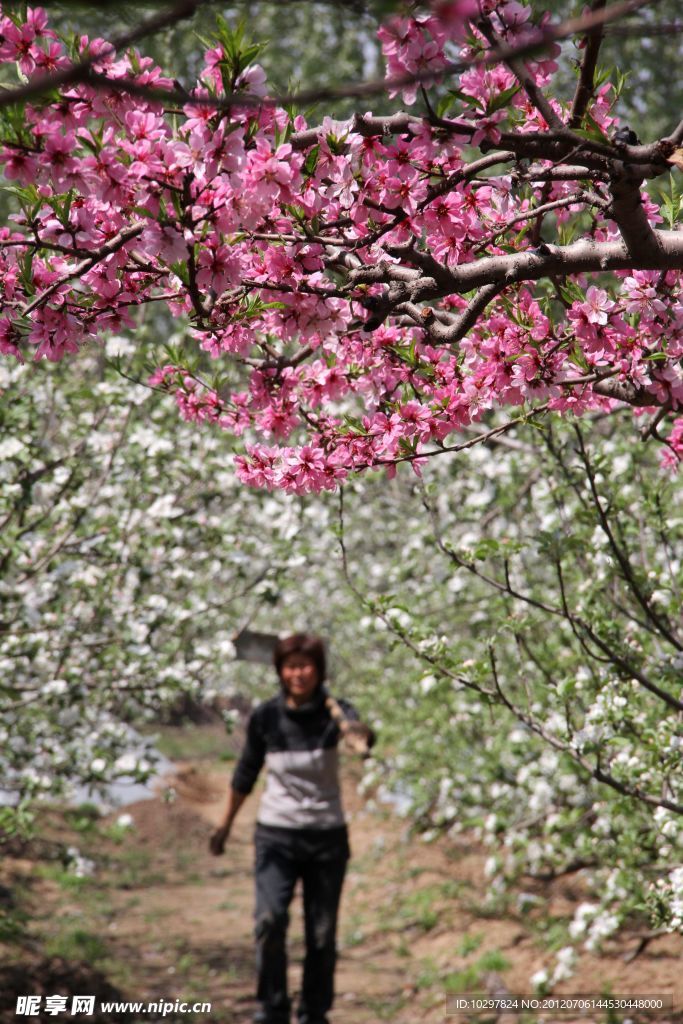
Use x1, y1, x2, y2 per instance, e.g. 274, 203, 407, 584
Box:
0, 0, 682, 998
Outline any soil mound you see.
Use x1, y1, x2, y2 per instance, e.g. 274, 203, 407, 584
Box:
0, 958, 127, 1024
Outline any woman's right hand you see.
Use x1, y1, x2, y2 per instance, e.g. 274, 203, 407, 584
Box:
209, 824, 231, 856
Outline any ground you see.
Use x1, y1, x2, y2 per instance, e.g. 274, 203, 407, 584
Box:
1, 723, 682, 1024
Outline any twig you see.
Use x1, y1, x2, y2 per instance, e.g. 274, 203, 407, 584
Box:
21, 224, 145, 316
570, 0, 607, 129
573, 424, 682, 651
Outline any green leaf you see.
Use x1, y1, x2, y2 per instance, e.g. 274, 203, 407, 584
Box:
302, 144, 320, 179
170, 260, 189, 286
572, 112, 609, 144
487, 84, 521, 115
20, 250, 35, 295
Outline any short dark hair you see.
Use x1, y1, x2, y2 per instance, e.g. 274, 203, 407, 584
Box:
274, 633, 326, 684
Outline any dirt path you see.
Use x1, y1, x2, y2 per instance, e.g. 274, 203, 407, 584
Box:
106, 758, 683, 1022
3, 747, 683, 1023
126, 761, 422, 1023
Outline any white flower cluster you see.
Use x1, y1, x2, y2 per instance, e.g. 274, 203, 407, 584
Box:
65, 846, 96, 878
651, 867, 683, 930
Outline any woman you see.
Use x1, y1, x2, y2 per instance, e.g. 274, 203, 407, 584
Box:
209, 633, 374, 1024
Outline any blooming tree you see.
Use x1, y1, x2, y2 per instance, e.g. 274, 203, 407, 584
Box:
0, 339, 319, 820
337, 415, 682, 952
0, 0, 681, 490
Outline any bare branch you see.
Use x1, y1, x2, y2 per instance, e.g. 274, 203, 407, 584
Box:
477, 15, 565, 133
473, 191, 599, 255
490, 646, 683, 815
573, 425, 682, 651
570, 0, 607, 129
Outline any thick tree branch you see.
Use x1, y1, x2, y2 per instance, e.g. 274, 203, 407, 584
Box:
350, 230, 683, 341
664, 118, 683, 148
592, 379, 666, 407
482, 131, 670, 180
608, 170, 664, 261
428, 284, 508, 344
518, 163, 610, 183
291, 112, 422, 151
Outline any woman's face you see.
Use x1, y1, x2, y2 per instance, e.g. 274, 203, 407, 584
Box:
280, 653, 320, 704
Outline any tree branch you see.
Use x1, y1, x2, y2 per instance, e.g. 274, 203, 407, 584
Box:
349, 230, 683, 340
573, 425, 682, 651
608, 171, 664, 261
291, 111, 422, 151
0, 0, 656, 116
478, 16, 565, 133
21, 223, 146, 316
489, 645, 683, 815
570, 0, 607, 129
0, 0, 208, 109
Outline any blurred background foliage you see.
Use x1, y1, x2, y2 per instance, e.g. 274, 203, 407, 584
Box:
0, 0, 681, 132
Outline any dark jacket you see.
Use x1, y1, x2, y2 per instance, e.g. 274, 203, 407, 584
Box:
232, 685, 361, 829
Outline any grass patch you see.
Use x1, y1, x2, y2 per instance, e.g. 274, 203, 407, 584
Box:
176, 951, 198, 974
143, 907, 174, 923
36, 863, 93, 892
108, 847, 167, 888
0, 904, 28, 943
386, 880, 463, 933
216, 899, 239, 911
415, 956, 443, 990
478, 948, 511, 972
45, 927, 108, 964
529, 914, 572, 951
416, 948, 511, 995
65, 804, 102, 835
457, 931, 484, 956
342, 920, 366, 948
464, 892, 512, 919
362, 995, 409, 1020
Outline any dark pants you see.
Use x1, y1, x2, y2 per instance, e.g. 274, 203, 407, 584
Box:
253, 823, 350, 1024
